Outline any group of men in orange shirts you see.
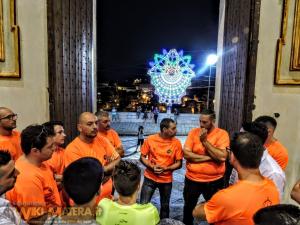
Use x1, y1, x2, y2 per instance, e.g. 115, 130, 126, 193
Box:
0, 106, 294, 225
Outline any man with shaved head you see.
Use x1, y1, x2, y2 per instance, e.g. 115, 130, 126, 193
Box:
0, 107, 22, 160
64, 112, 120, 202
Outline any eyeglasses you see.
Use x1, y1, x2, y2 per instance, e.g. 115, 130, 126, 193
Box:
31, 126, 49, 149
0, 114, 18, 121
37, 126, 48, 140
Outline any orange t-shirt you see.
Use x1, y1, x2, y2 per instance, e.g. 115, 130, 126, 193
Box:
46, 146, 65, 175
0, 130, 23, 161
265, 140, 288, 170
64, 135, 119, 201
184, 127, 229, 182
6, 157, 62, 221
204, 178, 280, 225
141, 134, 183, 183
98, 129, 122, 148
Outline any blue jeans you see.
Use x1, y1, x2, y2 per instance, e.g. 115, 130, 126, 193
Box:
140, 177, 172, 219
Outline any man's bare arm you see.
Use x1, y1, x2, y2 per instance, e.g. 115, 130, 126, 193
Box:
164, 160, 182, 171
202, 140, 227, 163
140, 154, 154, 171
183, 147, 213, 163
28, 213, 48, 225
291, 179, 300, 204
116, 145, 125, 157
192, 203, 207, 220
104, 157, 120, 174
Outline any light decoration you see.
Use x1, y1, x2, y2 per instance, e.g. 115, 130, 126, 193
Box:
147, 49, 196, 104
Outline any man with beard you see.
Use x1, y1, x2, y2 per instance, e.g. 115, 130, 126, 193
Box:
254, 115, 289, 170
64, 112, 120, 202
0, 107, 22, 161
95, 111, 124, 157
183, 109, 230, 225
140, 118, 183, 219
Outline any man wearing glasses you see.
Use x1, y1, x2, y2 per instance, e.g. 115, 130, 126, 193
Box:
0, 107, 22, 161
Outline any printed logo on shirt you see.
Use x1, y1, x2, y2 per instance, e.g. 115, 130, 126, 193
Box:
96, 206, 103, 217
263, 198, 273, 207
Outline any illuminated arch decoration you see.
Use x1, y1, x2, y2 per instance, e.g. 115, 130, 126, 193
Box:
147, 49, 195, 104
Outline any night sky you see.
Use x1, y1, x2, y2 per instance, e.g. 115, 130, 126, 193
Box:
97, 0, 220, 82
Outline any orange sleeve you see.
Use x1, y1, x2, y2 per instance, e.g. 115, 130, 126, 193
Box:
140, 138, 150, 156
12, 132, 23, 159
215, 130, 230, 149
64, 144, 82, 168
184, 129, 196, 150
204, 191, 229, 223
102, 137, 119, 160
175, 140, 183, 160
0, 141, 18, 161
47, 149, 65, 175
112, 131, 122, 148
7, 176, 47, 221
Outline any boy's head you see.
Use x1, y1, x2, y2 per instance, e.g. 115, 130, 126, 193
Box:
63, 157, 103, 205
113, 160, 141, 197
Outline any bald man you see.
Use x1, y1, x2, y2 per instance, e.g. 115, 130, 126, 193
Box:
64, 112, 120, 201
0, 107, 22, 160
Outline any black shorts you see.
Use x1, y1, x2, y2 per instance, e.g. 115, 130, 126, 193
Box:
137, 139, 144, 146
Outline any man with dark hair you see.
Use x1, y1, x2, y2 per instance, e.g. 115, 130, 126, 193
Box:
193, 132, 280, 225
65, 112, 120, 202
0, 150, 26, 224
6, 125, 62, 224
183, 109, 229, 225
48, 157, 104, 225
97, 160, 159, 225
95, 111, 124, 157
253, 204, 300, 225
43, 121, 66, 176
254, 115, 289, 170
0, 107, 22, 161
140, 118, 183, 219
230, 122, 286, 199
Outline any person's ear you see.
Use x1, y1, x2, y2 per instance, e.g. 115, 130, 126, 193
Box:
77, 123, 82, 132
229, 152, 236, 165
31, 147, 40, 155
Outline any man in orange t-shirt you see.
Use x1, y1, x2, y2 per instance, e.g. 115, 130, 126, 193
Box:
44, 121, 67, 205
0, 107, 22, 161
183, 109, 229, 225
64, 112, 120, 202
44, 121, 66, 176
95, 110, 124, 157
254, 115, 288, 170
140, 118, 183, 219
193, 132, 279, 225
6, 125, 62, 224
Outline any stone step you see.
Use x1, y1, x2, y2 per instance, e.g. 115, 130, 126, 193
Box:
111, 121, 198, 136
109, 112, 200, 124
